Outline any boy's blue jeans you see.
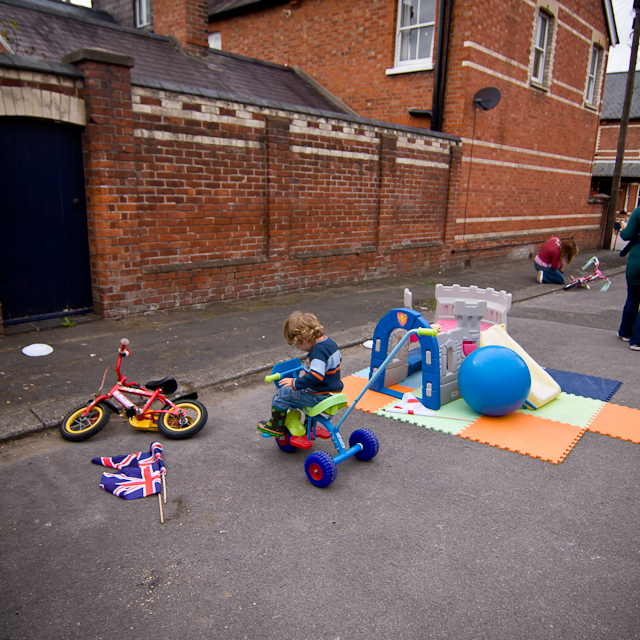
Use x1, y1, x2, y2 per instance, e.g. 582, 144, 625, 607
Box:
271, 386, 331, 412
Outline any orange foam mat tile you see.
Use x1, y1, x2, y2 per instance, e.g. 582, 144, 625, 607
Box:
459, 413, 585, 464
587, 403, 640, 443
341, 375, 414, 415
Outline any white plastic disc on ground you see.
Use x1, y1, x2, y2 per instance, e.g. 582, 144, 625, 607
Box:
22, 343, 54, 357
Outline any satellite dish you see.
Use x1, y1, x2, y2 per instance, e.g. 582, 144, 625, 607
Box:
473, 87, 501, 111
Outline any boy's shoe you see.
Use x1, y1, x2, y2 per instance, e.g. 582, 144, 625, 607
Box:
618, 333, 631, 342
630, 344, 640, 351
536, 270, 544, 284
257, 408, 287, 436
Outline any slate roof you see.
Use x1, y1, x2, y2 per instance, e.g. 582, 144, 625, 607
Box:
592, 160, 640, 179
600, 71, 640, 120
0, 0, 351, 115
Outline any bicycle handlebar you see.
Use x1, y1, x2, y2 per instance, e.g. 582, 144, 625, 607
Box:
118, 338, 131, 356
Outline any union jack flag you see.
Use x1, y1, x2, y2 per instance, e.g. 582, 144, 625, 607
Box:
92, 442, 166, 476
99, 463, 162, 500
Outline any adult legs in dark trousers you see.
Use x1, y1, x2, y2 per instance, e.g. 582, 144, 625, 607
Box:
618, 284, 640, 350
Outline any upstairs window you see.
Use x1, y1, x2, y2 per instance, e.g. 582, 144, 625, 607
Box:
388, 0, 437, 74
135, 0, 151, 29
532, 10, 552, 86
585, 45, 602, 106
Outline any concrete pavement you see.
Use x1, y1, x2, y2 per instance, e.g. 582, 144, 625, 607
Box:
0, 248, 629, 442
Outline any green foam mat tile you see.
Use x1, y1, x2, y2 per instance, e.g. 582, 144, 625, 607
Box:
376, 397, 480, 435
516, 392, 604, 428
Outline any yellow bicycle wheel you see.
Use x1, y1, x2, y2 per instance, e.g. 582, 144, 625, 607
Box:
157, 400, 208, 439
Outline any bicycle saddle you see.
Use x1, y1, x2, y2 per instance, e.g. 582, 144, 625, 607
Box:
145, 377, 178, 394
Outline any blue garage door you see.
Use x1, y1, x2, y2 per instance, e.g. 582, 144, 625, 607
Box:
0, 117, 93, 324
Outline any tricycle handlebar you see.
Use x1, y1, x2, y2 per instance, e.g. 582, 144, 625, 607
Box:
265, 373, 281, 384
417, 327, 439, 336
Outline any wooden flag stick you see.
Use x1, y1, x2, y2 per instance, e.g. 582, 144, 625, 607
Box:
158, 492, 164, 524
162, 474, 167, 504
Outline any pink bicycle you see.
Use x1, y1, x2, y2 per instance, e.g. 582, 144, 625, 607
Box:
60, 338, 208, 442
563, 257, 611, 291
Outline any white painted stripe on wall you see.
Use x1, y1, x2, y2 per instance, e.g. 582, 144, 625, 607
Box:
291, 145, 378, 161
397, 140, 451, 154
463, 41, 530, 72
461, 155, 591, 176
396, 157, 450, 169
456, 224, 600, 242
289, 124, 377, 144
457, 214, 602, 223
460, 137, 593, 166
134, 128, 262, 148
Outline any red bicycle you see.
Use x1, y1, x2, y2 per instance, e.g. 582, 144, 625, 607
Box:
60, 338, 208, 442
563, 257, 611, 291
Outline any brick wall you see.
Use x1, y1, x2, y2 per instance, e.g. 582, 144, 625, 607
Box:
116, 85, 458, 316
0, 51, 454, 318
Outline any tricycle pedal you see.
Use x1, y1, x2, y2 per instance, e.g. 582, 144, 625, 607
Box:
289, 435, 312, 449
314, 425, 331, 439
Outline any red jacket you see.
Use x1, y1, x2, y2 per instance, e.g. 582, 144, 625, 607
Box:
536, 237, 562, 270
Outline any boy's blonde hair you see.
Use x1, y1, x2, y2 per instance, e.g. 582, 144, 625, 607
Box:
283, 311, 324, 345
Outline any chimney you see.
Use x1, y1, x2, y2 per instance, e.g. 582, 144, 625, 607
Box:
153, 0, 209, 55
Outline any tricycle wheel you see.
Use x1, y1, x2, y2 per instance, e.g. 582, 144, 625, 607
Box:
349, 428, 379, 461
276, 430, 297, 453
304, 451, 337, 488
60, 402, 110, 442
158, 400, 208, 439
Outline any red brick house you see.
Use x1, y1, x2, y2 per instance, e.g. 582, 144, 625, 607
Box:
0, 0, 462, 326
207, 0, 618, 256
592, 70, 640, 214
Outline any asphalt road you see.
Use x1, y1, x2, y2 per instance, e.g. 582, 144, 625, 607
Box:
1, 256, 638, 640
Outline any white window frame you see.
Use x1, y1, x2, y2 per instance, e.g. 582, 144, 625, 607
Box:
531, 11, 551, 86
585, 44, 602, 106
135, 0, 151, 29
208, 32, 222, 49
386, 0, 437, 76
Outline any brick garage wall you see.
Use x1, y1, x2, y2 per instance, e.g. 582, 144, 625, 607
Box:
44, 51, 456, 317
120, 86, 458, 317
0, 54, 460, 319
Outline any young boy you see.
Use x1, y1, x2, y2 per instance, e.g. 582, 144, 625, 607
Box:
257, 311, 343, 437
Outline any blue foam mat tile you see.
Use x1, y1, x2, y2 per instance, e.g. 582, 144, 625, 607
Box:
544, 369, 622, 402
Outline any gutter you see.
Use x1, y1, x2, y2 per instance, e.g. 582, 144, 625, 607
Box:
431, 0, 453, 132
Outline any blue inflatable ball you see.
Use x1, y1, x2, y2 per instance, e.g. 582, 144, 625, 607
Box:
458, 346, 531, 417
